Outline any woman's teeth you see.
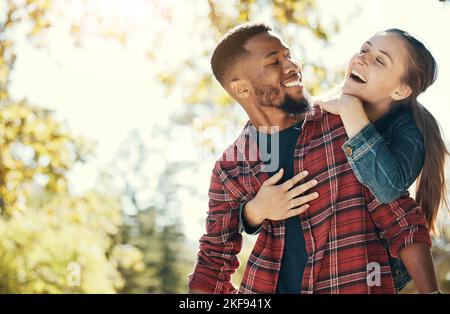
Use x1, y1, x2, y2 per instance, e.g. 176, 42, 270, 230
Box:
350, 70, 367, 83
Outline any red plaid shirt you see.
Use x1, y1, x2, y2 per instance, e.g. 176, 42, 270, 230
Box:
189, 107, 431, 294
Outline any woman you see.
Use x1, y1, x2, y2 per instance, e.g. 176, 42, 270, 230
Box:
316, 29, 448, 292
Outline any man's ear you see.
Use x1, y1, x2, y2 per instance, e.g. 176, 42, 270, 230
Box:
391, 84, 412, 101
229, 79, 251, 99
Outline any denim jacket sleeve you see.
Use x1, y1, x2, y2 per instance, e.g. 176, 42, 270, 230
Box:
342, 113, 425, 204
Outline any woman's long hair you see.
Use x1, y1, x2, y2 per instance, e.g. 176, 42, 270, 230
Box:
387, 28, 449, 236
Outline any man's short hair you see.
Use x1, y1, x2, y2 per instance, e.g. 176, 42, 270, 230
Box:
211, 22, 272, 86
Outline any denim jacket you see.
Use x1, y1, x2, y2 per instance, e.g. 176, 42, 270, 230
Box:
342, 104, 425, 203
342, 104, 425, 292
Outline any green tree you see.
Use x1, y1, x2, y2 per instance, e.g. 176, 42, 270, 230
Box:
0, 102, 143, 292
0, 101, 94, 217
0, 190, 141, 293
0, 0, 142, 293
108, 130, 193, 293
0, 0, 55, 101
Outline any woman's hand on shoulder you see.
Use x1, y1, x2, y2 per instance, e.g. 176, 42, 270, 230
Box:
315, 91, 363, 116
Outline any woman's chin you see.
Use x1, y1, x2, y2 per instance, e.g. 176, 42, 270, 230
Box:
342, 82, 362, 98
341, 83, 353, 94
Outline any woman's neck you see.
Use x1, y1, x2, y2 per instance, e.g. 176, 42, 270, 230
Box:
363, 101, 391, 122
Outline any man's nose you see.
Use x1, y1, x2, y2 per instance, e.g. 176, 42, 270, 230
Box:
284, 59, 300, 75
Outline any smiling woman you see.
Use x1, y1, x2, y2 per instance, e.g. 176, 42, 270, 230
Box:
342, 32, 411, 112
318, 28, 448, 292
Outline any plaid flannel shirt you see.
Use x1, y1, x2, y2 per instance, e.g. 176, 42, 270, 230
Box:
189, 107, 431, 294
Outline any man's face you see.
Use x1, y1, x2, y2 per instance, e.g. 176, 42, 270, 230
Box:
233, 31, 310, 115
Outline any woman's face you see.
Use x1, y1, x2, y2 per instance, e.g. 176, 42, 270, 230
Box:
342, 32, 411, 110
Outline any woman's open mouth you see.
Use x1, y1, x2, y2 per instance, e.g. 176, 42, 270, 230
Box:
349, 69, 368, 84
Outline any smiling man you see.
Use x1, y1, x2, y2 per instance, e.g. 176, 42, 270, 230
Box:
188, 22, 437, 294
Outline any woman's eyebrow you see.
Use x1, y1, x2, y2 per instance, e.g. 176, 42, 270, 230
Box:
366, 41, 393, 63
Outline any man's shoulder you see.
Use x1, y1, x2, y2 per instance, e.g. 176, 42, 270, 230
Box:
322, 108, 345, 126
212, 122, 251, 174
307, 106, 346, 133
209, 139, 250, 203
213, 143, 240, 171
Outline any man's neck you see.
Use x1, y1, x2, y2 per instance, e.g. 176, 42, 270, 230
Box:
247, 108, 301, 133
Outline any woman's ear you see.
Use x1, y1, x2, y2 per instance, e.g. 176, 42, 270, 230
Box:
391, 84, 412, 101
229, 79, 251, 99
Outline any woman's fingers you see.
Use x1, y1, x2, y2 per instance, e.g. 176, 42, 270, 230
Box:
287, 179, 318, 199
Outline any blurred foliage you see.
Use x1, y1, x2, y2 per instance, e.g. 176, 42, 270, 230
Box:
104, 130, 194, 293
1, 0, 53, 101
0, 101, 94, 217
0, 190, 139, 293
0, 100, 143, 292
1, 0, 158, 293
118, 202, 192, 294
1, 0, 193, 293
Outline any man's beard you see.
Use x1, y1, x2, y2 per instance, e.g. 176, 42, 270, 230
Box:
254, 84, 312, 115
279, 93, 311, 115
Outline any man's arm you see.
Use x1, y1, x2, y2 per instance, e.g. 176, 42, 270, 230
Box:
188, 162, 243, 294
365, 192, 437, 293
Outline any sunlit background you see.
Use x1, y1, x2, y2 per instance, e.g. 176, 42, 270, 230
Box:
1, 0, 450, 293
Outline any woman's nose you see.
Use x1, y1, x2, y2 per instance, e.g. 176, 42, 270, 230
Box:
355, 55, 368, 67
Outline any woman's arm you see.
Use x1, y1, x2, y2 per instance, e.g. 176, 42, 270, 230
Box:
365, 191, 437, 294
315, 93, 370, 137
400, 242, 439, 293
318, 95, 425, 203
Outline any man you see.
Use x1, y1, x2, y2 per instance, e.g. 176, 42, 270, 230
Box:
189, 22, 438, 294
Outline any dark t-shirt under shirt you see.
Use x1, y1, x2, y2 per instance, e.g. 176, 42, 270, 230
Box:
257, 121, 308, 293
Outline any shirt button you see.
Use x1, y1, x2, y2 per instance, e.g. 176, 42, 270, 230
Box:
345, 146, 353, 156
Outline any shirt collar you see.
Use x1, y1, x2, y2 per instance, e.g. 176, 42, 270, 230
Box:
235, 106, 322, 157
